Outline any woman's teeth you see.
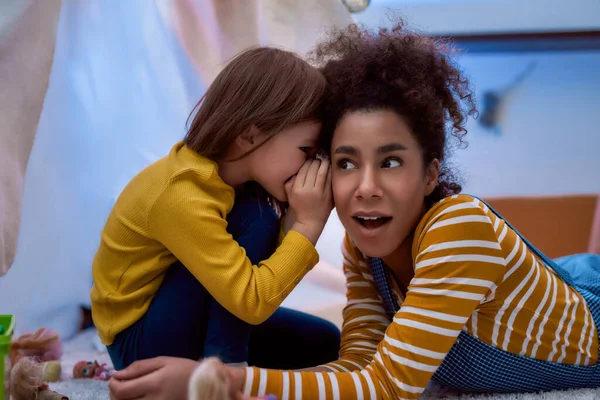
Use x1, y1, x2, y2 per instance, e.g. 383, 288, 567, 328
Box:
354, 216, 392, 229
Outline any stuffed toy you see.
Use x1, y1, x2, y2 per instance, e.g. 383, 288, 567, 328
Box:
10, 327, 63, 382
10, 357, 68, 400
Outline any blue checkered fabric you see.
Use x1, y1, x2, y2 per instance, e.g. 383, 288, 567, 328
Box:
366, 196, 600, 393
368, 257, 399, 319
433, 254, 600, 393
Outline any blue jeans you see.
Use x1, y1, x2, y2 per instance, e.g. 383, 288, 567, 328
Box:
107, 193, 340, 370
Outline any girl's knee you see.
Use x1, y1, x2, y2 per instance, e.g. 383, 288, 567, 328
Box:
321, 320, 341, 348
227, 194, 280, 263
228, 194, 279, 235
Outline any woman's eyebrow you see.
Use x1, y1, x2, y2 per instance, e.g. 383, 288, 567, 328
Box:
334, 145, 358, 155
378, 142, 407, 153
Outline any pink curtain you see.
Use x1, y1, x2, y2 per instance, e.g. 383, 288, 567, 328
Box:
0, 0, 62, 276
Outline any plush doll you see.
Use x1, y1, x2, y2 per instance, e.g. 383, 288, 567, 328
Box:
188, 358, 230, 400
10, 327, 63, 366
188, 357, 277, 400
10, 357, 69, 400
9, 327, 63, 382
73, 360, 113, 380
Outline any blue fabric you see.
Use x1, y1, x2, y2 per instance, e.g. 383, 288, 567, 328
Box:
369, 257, 399, 319
555, 254, 600, 324
246, 307, 341, 370
433, 254, 600, 393
108, 192, 280, 369
369, 195, 600, 394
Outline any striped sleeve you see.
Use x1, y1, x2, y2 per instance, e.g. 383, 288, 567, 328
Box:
243, 199, 507, 399
320, 234, 390, 373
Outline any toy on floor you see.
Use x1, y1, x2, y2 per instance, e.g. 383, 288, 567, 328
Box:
10, 357, 68, 400
10, 327, 63, 365
39, 361, 62, 383
73, 360, 113, 381
9, 327, 63, 383
188, 357, 229, 400
188, 357, 277, 400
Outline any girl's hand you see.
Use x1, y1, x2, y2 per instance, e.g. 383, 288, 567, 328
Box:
109, 356, 277, 400
109, 356, 198, 400
285, 158, 332, 245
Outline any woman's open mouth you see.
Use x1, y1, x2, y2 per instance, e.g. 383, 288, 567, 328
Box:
353, 215, 392, 230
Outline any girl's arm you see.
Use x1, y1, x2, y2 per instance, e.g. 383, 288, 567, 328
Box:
149, 167, 329, 325
240, 199, 507, 399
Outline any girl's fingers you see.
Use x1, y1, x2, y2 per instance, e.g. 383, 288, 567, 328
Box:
109, 374, 155, 400
294, 160, 312, 188
113, 358, 165, 380
314, 158, 330, 190
304, 159, 322, 187
284, 176, 296, 197
325, 165, 332, 194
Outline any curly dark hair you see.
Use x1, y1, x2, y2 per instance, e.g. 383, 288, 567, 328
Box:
310, 19, 477, 206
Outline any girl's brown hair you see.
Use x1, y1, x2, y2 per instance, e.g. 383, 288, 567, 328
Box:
184, 46, 327, 160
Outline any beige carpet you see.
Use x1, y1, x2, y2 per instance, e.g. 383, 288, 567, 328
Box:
421, 382, 600, 400
48, 329, 600, 399
49, 378, 600, 400
429, 389, 600, 399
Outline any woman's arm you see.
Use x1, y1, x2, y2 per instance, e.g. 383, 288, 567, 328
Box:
317, 234, 391, 373
240, 199, 507, 399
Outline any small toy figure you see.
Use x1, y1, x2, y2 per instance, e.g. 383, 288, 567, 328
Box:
73, 360, 113, 381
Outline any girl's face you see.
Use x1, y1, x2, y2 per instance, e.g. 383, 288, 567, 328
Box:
331, 110, 438, 258
248, 121, 321, 201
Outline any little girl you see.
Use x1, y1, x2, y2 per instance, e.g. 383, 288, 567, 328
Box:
108, 19, 600, 400
90, 46, 338, 371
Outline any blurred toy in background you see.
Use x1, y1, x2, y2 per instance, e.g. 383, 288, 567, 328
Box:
10, 357, 68, 400
10, 327, 63, 366
73, 360, 113, 381
9, 327, 63, 382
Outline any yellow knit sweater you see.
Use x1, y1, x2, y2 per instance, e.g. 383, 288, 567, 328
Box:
90, 142, 319, 345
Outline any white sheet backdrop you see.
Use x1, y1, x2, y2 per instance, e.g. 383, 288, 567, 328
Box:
0, 0, 351, 340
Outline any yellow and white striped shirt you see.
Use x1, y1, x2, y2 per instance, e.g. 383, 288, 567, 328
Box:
243, 194, 598, 399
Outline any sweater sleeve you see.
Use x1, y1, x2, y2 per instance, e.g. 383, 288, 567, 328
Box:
320, 234, 390, 373
242, 198, 507, 399
149, 177, 319, 325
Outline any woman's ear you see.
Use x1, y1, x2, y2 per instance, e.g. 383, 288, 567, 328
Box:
424, 159, 440, 196
234, 125, 261, 152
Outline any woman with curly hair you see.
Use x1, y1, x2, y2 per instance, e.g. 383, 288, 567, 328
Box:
108, 19, 600, 400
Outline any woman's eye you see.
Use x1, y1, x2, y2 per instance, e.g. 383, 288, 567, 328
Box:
299, 147, 311, 153
382, 158, 402, 168
337, 159, 357, 170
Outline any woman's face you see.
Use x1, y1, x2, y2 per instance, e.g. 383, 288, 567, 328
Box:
331, 110, 439, 258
